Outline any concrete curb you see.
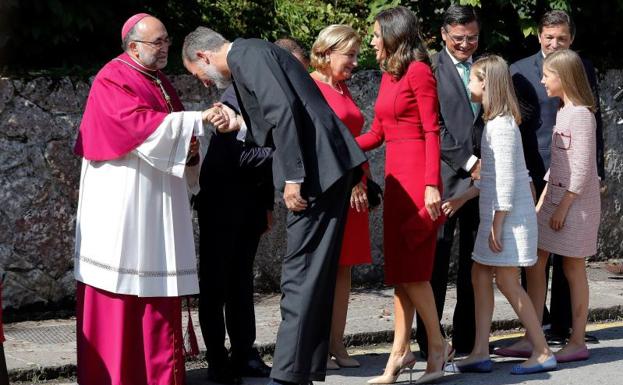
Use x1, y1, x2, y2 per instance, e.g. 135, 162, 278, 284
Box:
10, 304, 623, 383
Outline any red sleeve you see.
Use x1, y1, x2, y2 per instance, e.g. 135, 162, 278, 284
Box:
408, 62, 441, 187
356, 114, 384, 151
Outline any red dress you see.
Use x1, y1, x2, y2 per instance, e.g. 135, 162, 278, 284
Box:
356, 61, 442, 284
314, 79, 372, 266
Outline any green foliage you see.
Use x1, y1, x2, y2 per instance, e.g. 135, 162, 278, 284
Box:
196, 0, 277, 40
0, 0, 619, 76
456, 0, 571, 38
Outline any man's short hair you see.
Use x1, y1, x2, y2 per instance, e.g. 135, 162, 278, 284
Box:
538, 10, 575, 38
274, 37, 309, 62
121, 24, 140, 51
442, 4, 479, 28
182, 27, 228, 62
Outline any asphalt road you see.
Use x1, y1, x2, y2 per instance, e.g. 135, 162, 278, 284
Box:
40, 321, 623, 385
184, 321, 623, 385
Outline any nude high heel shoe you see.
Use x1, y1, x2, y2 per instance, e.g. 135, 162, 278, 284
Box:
415, 341, 453, 384
367, 351, 417, 384
330, 349, 360, 368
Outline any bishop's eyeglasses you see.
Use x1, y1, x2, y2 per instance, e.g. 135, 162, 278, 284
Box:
133, 37, 172, 49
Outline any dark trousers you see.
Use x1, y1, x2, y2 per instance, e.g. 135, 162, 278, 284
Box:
416, 198, 478, 355
197, 208, 263, 366
270, 172, 353, 384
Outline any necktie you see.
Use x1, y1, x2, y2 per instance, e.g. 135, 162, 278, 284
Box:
458, 61, 480, 116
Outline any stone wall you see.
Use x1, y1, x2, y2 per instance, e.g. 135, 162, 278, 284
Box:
1, 69, 622, 310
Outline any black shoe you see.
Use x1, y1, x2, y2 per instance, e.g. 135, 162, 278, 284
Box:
234, 357, 271, 377
266, 380, 298, 385
207, 362, 242, 384
544, 329, 567, 346
585, 333, 599, 344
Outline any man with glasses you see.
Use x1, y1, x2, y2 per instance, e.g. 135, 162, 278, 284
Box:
498, 9, 605, 355
415, 3, 483, 357
73, 13, 236, 385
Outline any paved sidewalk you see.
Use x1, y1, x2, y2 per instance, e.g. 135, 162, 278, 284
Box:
3, 263, 622, 382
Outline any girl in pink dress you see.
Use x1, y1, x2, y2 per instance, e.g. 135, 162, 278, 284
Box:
310, 24, 372, 370
528, 49, 601, 363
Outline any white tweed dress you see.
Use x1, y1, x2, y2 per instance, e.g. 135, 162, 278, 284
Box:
472, 115, 537, 267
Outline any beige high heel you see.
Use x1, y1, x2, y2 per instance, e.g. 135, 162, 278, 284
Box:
415, 341, 453, 384
327, 356, 340, 370
332, 353, 360, 368
367, 351, 417, 384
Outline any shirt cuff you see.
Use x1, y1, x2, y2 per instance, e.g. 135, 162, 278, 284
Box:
236, 121, 247, 142
463, 155, 478, 172
285, 179, 304, 184
190, 111, 205, 137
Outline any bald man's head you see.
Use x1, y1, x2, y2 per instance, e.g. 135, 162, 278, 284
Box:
123, 16, 171, 70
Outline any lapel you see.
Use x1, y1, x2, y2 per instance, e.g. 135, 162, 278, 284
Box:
439, 49, 470, 104
439, 48, 480, 123
533, 52, 544, 81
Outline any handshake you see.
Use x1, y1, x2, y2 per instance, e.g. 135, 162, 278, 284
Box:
201, 102, 243, 133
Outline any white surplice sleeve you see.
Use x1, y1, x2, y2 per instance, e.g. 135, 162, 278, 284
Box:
134, 111, 204, 178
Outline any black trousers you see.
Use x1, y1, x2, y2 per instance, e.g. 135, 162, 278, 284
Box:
416, 197, 478, 355
270, 172, 353, 384
197, 206, 263, 366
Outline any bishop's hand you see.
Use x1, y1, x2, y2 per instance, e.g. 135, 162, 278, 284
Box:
213, 102, 243, 133
202, 106, 231, 133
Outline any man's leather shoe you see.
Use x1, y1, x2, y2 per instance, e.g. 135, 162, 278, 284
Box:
235, 357, 271, 377
207, 364, 242, 384
544, 330, 567, 346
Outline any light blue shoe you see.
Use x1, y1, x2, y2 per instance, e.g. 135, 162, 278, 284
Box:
510, 355, 557, 375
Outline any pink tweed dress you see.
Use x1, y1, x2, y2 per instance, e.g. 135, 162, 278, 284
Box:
537, 105, 601, 257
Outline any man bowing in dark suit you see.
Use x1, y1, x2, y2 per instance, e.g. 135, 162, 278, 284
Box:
182, 28, 367, 385
499, 9, 605, 354
415, 4, 484, 357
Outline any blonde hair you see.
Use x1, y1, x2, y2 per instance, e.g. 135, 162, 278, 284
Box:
310, 24, 361, 71
543, 49, 596, 112
471, 55, 522, 124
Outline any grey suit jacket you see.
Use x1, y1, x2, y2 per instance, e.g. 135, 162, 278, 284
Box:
227, 38, 366, 195
432, 48, 484, 199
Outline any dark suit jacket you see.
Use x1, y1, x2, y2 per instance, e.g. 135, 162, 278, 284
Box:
227, 38, 367, 195
431, 48, 484, 199
196, 85, 274, 233
511, 51, 605, 192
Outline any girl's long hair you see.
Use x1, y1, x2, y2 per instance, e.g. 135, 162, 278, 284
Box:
543, 49, 596, 112
472, 55, 522, 124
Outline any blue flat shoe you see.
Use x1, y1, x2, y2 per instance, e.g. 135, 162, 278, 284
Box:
445, 359, 493, 373
510, 355, 557, 375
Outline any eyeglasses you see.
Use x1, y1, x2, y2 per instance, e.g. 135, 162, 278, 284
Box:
133, 37, 172, 49
443, 28, 479, 45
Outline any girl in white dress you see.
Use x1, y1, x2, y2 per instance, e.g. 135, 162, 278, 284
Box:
441, 55, 556, 375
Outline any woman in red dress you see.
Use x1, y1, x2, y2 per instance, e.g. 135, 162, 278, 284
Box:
310, 24, 372, 370
358, 7, 450, 384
